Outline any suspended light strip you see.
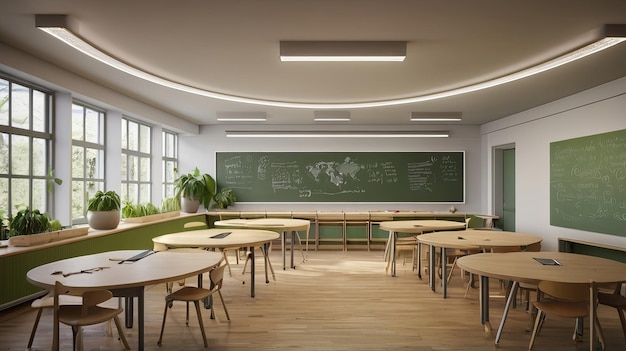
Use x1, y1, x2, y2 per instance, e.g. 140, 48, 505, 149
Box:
281, 55, 406, 62
279, 41, 407, 62
225, 131, 449, 138
36, 16, 626, 109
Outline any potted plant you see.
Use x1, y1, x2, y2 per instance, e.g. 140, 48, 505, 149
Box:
213, 188, 236, 209
174, 167, 216, 213
87, 190, 121, 230
121, 200, 179, 223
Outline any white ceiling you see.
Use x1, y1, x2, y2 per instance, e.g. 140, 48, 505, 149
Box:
1, 0, 626, 127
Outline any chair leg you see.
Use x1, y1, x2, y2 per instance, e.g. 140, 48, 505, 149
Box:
193, 301, 209, 348
217, 290, 231, 321
71, 326, 79, 351
528, 309, 544, 350
113, 315, 130, 350
157, 299, 170, 346
221, 250, 233, 276
27, 308, 43, 348
617, 308, 626, 344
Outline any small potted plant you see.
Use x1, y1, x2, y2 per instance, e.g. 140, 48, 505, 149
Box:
87, 190, 121, 230
213, 188, 236, 209
174, 167, 216, 213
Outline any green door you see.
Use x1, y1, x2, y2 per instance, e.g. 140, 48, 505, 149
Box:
502, 149, 515, 231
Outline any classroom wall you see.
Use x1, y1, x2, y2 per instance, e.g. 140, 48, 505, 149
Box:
179, 124, 483, 213
482, 76, 626, 251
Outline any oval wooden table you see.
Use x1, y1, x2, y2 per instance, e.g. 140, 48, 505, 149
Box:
417, 229, 543, 297
27, 249, 223, 351
152, 228, 280, 297
379, 220, 467, 277
214, 218, 311, 270
457, 251, 626, 349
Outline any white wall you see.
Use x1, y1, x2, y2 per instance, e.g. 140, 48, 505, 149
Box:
482, 77, 626, 251
179, 124, 483, 213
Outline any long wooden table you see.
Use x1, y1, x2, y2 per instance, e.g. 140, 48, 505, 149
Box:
26, 249, 223, 351
457, 251, 626, 349
152, 228, 280, 297
417, 229, 542, 297
214, 218, 310, 269
379, 220, 467, 277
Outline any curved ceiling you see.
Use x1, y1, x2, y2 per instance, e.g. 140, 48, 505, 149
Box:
1, 0, 626, 126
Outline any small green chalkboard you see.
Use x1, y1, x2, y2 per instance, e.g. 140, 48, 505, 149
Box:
216, 152, 465, 203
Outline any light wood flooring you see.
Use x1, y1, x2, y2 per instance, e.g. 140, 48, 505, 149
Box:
1, 249, 625, 351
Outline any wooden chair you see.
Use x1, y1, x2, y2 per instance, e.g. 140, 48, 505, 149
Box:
528, 281, 605, 350
157, 264, 230, 348
53, 281, 129, 351
597, 282, 626, 344
27, 292, 82, 349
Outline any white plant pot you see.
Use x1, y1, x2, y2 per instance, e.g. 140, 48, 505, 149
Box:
88, 210, 121, 230
180, 197, 201, 213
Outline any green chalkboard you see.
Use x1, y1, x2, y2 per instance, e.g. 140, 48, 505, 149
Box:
216, 152, 464, 203
550, 129, 626, 237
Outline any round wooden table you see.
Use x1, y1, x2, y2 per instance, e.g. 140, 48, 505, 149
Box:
457, 251, 626, 349
27, 249, 223, 351
418, 229, 543, 297
214, 218, 310, 269
379, 220, 467, 277
152, 228, 280, 297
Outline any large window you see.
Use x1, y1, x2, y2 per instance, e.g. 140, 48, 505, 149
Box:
121, 117, 152, 204
0, 75, 53, 225
162, 130, 178, 199
71, 102, 105, 224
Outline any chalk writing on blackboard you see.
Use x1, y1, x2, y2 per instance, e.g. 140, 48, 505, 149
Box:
550, 129, 626, 237
216, 152, 465, 202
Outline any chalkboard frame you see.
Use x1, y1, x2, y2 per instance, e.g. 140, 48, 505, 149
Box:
550, 129, 626, 237
215, 151, 466, 203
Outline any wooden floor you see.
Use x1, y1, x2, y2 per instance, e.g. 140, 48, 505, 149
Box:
1, 249, 624, 351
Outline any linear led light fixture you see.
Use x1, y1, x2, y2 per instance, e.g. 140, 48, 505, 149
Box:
410, 112, 462, 122
314, 110, 351, 122
216, 111, 267, 122
225, 130, 449, 138
35, 16, 626, 109
279, 41, 406, 62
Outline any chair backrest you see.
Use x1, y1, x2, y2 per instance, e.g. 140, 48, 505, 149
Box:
490, 246, 521, 253
464, 217, 471, 229
537, 280, 589, 302
210, 264, 227, 289
184, 221, 207, 229
54, 281, 113, 317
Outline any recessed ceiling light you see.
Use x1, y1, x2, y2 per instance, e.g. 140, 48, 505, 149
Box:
410, 112, 462, 122
314, 110, 351, 122
216, 111, 267, 122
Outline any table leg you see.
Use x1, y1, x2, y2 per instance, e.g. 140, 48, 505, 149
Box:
138, 288, 144, 351
479, 275, 491, 332
290, 230, 295, 269
441, 247, 448, 298
282, 231, 287, 270
429, 244, 436, 292
589, 282, 597, 351
495, 281, 518, 345
125, 297, 133, 328
391, 231, 397, 277
250, 246, 256, 297
417, 242, 422, 279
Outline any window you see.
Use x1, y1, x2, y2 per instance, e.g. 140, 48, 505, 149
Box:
0, 74, 53, 228
71, 102, 105, 224
121, 117, 151, 204
162, 130, 178, 199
